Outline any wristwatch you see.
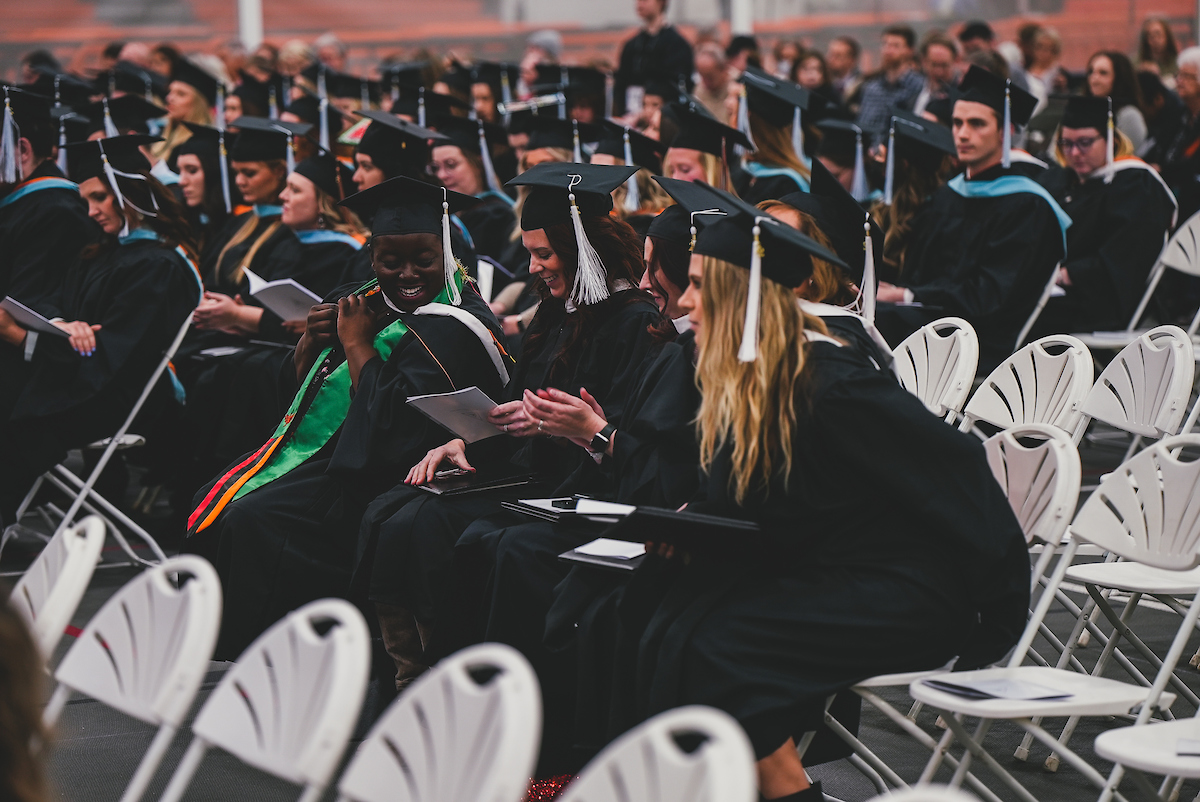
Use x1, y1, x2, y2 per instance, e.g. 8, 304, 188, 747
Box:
589, 423, 617, 453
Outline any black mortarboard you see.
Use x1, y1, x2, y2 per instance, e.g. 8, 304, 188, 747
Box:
233, 76, 271, 117
780, 157, 882, 283
294, 150, 355, 201
97, 61, 169, 101
390, 87, 469, 127
172, 59, 222, 107
326, 71, 382, 106
957, 64, 1037, 126
64, 133, 156, 184
170, 122, 234, 211
285, 92, 345, 145
2, 86, 53, 180
643, 74, 691, 105
924, 88, 957, 128
1061, 95, 1110, 131
228, 116, 307, 163
666, 102, 751, 156
740, 65, 811, 127
594, 120, 666, 173
380, 61, 429, 100
651, 175, 732, 250
881, 109, 956, 204
81, 94, 166, 136
355, 109, 447, 180
51, 108, 91, 142
430, 114, 505, 155
438, 62, 473, 96
23, 67, 93, 108
471, 61, 518, 102
2, 85, 52, 127
525, 116, 600, 161
338, 175, 478, 305
815, 118, 868, 188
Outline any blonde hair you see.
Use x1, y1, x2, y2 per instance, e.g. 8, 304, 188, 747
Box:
755, 200, 855, 305
152, 84, 214, 162
696, 256, 827, 504
211, 159, 288, 284
1053, 124, 1134, 166
317, 189, 367, 239
748, 110, 810, 183
662, 148, 736, 194
611, 165, 673, 218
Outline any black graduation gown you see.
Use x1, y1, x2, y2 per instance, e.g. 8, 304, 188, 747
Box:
1034, 165, 1176, 334
876, 164, 1066, 371
459, 194, 517, 265
613, 25, 695, 115
183, 285, 508, 659
0, 239, 199, 520
353, 291, 663, 636
553, 341, 1030, 760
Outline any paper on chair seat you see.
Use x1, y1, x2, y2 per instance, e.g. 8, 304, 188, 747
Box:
244, 267, 322, 321
575, 538, 646, 560
922, 677, 1072, 701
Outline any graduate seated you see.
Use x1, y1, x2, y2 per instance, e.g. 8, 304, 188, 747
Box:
183, 177, 511, 659
875, 66, 1072, 371
1034, 96, 1178, 336
0, 135, 202, 523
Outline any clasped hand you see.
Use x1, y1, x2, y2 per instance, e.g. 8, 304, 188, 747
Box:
193, 292, 253, 334
520, 387, 607, 449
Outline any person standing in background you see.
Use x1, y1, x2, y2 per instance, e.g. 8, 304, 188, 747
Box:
1139, 18, 1180, 88
826, 35, 863, 108
614, 0, 694, 117
693, 41, 732, 120
856, 26, 924, 142
914, 33, 957, 116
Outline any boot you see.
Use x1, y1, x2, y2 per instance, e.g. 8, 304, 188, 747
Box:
761, 780, 823, 802
375, 602, 428, 691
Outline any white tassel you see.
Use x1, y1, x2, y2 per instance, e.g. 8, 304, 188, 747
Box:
501, 68, 513, 127
218, 131, 232, 213
883, 121, 895, 205
215, 86, 225, 132
604, 72, 613, 119
1104, 96, 1115, 185
317, 66, 327, 99
53, 76, 62, 108
861, 214, 876, 325
100, 143, 130, 236
1001, 81, 1012, 169
286, 137, 296, 175
143, 75, 153, 103
269, 85, 278, 119
103, 98, 119, 138
567, 176, 609, 306
559, 67, 568, 120
738, 219, 765, 362
735, 86, 755, 159
791, 106, 804, 159
319, 98, 331, 151
623, 129, 639, 213
391, 82, 400, 107
850, 128, 868, 202
440, 190, 462, 306
56, 116, 68, 175
418, 87, 426, 128
479, 121, 502, 193
1, 91, 21, 184
572, 120, 583, 163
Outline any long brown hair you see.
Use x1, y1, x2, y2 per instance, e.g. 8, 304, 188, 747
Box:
0, 584, 49, 802
755, 200, 855, 305
83, 172, 200, 263
871, 153, 951, 277
696, 256, 826, 504
748, 110, 810, 183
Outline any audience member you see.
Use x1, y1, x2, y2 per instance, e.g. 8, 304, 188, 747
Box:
313, 32, 347, 71
914, 33, 957, 116
726, 35, 761, 76
1086, 50, 1148, 151
614, 0, 694, 116
1146, 46, 1200, 220
1139, 17, 1180, 87
693, 41, 732, 119
826, 35, 863, 107
856, 25, 923, 141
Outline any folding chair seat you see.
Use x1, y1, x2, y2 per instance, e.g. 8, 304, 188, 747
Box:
1094, 717, 1200, 795
335, 642, 541, 802
158, 598, 370, 802
7, 515, 105, 660
43, 555, 221, 802
556, 705, 757, 802
891, 317, 979, 423
909, 434, 1200, 802
957, 335, 1094, 441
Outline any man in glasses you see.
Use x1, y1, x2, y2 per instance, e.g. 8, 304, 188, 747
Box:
1034, 95, 1177, 335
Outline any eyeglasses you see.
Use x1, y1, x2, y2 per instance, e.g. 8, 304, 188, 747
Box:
1059, 136, 1100, 152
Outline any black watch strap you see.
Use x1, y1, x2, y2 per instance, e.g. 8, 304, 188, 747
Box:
589, 423, 617, 452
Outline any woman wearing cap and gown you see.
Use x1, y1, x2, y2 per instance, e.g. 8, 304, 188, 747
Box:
184, 176, 511, 659
0, 136, 201, 522
589, 121, 671, 236
1034, 96, 1177, 335
737, 67, 814, 204
169, 123, 242, 252
661, 102, 749, 193
152, 58, 220, 167
550, 184, 1030, 799
352, 163, 662, 693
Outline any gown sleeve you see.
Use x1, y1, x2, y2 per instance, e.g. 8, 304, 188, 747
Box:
2, 190, 99, 318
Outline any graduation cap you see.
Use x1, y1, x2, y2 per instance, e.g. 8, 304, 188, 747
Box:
390, 86, 469, 128
339, 175, 479, 305
170, 122, 234, 212
325, 71, 382, 107
64, 134, 160, 235
923, 89, 956, 129
294, 150, 355, 201
739, 66, 812, 158
666, 102, 751, 157
437, 62, 473, 96
642, 74, 691, 106
507, 161, 640, 305
815, 119, 869, 202
172, 58, 223, 108
525, 116, 600, 162
651, 175, 730, 250
1061, 95, 1116, 183
51, 107, 90, 176
429, 114, 507, 193
81, 94, 166, 137
229, 116, 311, 172
301, 62, 333, 99
471, 61, 518, 108
1, 86, 52, 183
23, 67, 93, 108
594, 120, 667, 212
285, 92, 345, 150
881, 109, 957, 204
688, 181, 846, 360
232, 75, 274, 118
956, 64, 1038, 169
97, 61, 169, 102
380, 61, 428, 103
355, 109, 447, 180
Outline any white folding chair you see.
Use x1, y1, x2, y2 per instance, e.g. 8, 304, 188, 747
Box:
891, 317, 979, 423
957, 335, 1094, 442
7, 312, 195, 568
43, 555, 221, 802
336, 642, 541, 802
158, 598, 371, 802
556, 705, 757, 802
8, 515, 105, 660
1094, 717, 1200, 800
812, 425, 1081, 802
1013, 261, 1062, 351
1075, 208, 1200, 351
909, 434, 1200, 802
868, 787, 981, 802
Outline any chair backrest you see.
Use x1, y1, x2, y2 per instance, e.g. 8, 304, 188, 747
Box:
52, 555, 221, 727
983, 424, 1081, 547
337, 643, 541, 802
867, 787, 982, 802
1159, 208, 1200, 279
556, 706, 757, 802
1068, 434, 1200, 571
190, 598, 369, 789
10, 516, 105, 659
961, 335, 1094, 438
1079, 325, 1195, 438
892, 317, 980, 418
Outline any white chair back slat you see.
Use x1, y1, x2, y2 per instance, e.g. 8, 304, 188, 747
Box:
1160, 210, 1200, 277
10, 516, 105, 659
1069, 434, 1200, 570
51, 555, 221, 727
984, 425, 1081, 547
337, 643, 541, 802
961, 335, 1093, 437
557, 706, 757, 802
188, 598, 369, 788
891, 317, 979, 418
1080, 325, 1195, 438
